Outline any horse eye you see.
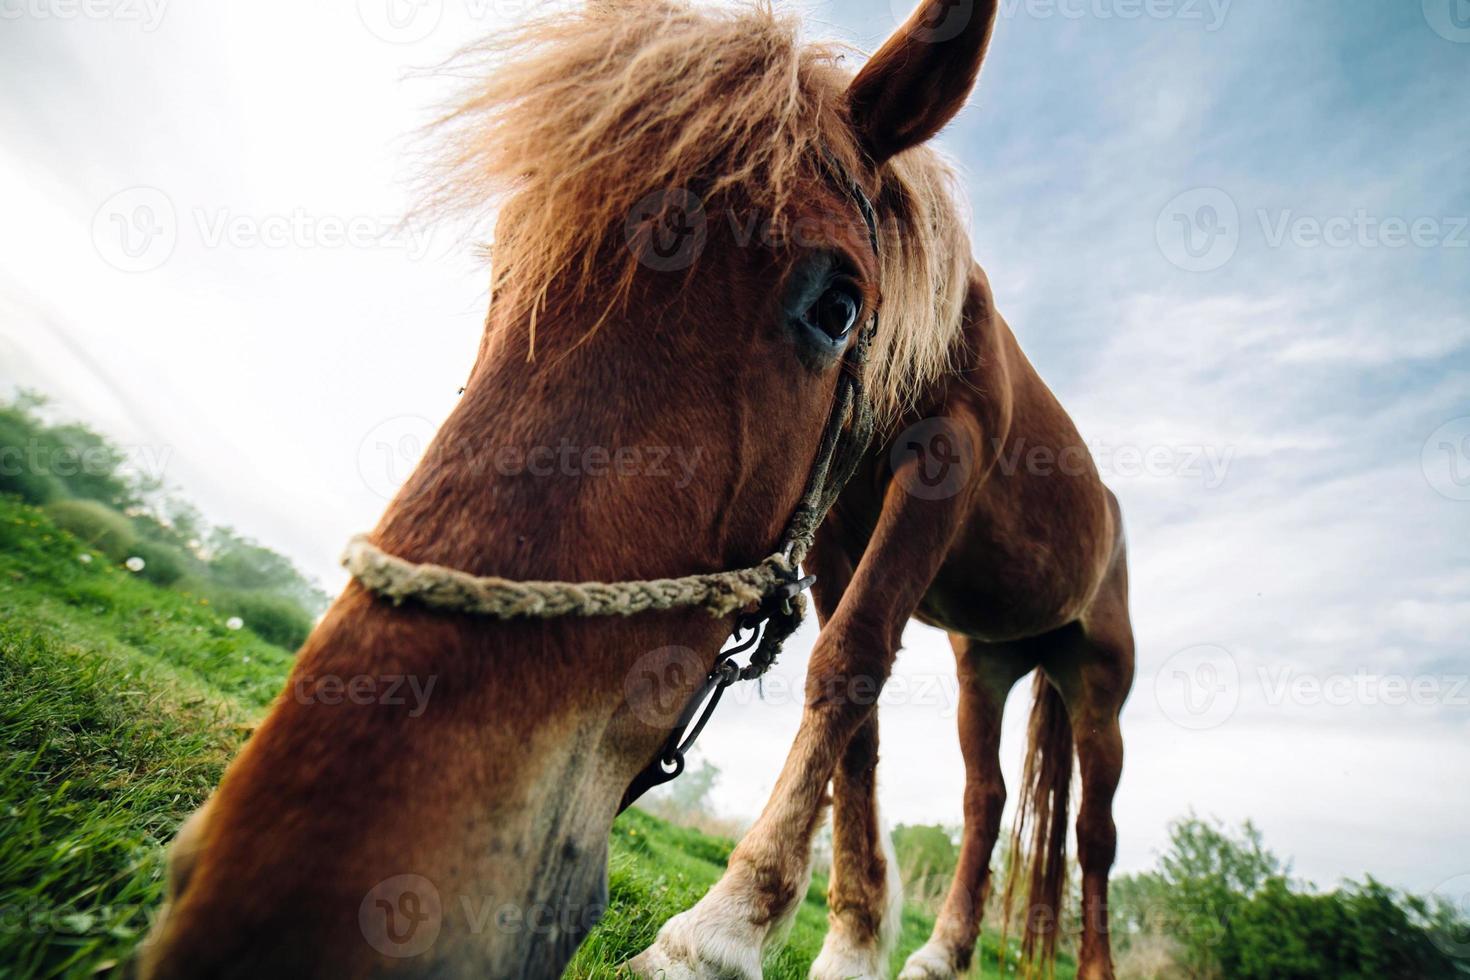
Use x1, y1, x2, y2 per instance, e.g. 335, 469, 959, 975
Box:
807, 284, 860, 341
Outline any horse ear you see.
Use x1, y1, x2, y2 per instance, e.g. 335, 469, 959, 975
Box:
846, 0, 1000, 165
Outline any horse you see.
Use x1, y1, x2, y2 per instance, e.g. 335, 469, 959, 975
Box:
136, 1, 1134, 978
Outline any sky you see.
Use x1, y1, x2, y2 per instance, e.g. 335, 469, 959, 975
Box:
1, 0, 1467, 909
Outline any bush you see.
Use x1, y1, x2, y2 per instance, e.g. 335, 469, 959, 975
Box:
205, 527, 328, 614
0, 466, 65, 505
1111, 818, 1470, 980
43, 500, 139, 562
198, 587, 316, 651
0, 415, 66, 504
0, 394, 136, 509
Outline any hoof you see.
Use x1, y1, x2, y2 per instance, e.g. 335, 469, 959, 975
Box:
810, 932, 884, 980
897, 942, 959, 980
622, 906, 763, 980
624, 942, 700, 979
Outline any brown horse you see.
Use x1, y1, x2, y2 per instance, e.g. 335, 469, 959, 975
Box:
137, 1, 1133, 979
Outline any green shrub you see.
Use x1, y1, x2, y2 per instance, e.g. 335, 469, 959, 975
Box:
0, 414, 65, 504
0, 467, 65, 505
43, 499, 139, 561
198, 586, 316, 651
0, 395, 137, 509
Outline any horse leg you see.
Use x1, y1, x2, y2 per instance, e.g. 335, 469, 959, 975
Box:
626, 452, 973, 980
808, 712, 903, 979
801, 530, 903, 980
1042, 550, 1134, 980
899, 637, 1032, 979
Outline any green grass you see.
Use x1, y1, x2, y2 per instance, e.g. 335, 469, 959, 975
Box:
0, 495, 1068, 978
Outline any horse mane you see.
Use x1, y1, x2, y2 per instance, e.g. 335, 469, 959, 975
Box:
420, 0, 972, 425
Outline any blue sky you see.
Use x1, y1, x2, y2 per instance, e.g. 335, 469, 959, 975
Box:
1, 0, 1466, 906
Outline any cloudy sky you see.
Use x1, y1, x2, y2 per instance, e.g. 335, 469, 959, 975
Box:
1, 0, 1467, 907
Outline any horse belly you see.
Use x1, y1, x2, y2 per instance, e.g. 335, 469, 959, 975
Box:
915, 483, 1116, 643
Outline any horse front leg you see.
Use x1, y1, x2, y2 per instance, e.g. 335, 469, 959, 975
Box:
809, 712, 903, 980
626, 452, 972, 980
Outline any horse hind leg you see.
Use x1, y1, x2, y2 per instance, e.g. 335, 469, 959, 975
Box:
1041, 549, 1135, 980
899, 637, 1033, 980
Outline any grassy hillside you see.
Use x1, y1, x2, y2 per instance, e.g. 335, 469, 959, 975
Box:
0, 494, 1055, 979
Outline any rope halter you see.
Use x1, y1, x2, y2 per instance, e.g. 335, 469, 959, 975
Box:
343, 151, 881, 812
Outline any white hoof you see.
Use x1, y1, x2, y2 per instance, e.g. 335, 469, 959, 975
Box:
897, 941, 959, 980
810, 930, 885, 979
623, 903, 764, 980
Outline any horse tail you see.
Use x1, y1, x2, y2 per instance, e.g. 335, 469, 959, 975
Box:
1002, 670, 1073, 977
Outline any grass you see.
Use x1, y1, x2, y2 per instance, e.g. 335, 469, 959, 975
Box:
0, 495, 1069, 978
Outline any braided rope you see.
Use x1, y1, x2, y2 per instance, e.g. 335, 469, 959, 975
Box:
342, 534, 799, 621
